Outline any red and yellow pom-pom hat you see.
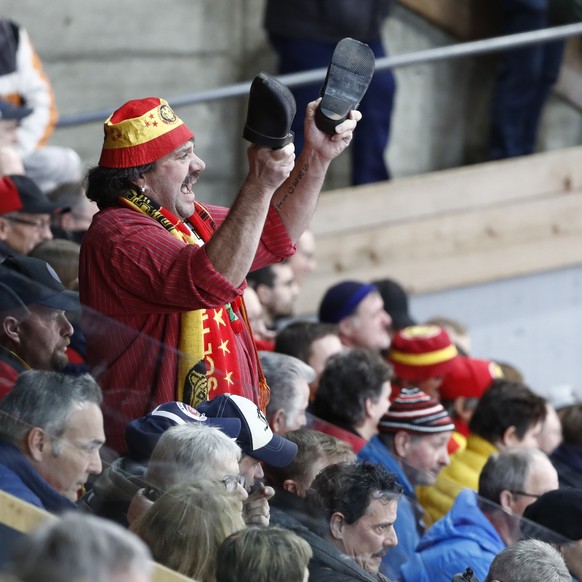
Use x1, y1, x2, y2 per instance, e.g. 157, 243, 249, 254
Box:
388, 324, 458, 381
98, 97, 194, 168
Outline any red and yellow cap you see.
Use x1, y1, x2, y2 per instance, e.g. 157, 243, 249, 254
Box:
439, 356, 503, 401
98, 97, 194, 168
388, 324, 458, 381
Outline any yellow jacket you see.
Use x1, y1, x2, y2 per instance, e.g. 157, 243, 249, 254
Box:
416, 433, 498, 525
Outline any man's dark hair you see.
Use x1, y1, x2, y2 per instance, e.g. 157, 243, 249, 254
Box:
247, 261, 290, 291
275, 320, 339, 363
469, 379, 546, 444
306, 461, 402, 533
312, 348, 392, 428
84, 163, 155, 208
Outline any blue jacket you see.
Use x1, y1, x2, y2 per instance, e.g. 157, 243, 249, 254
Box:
400, 489, 505, 582
0, 439, 76, 513
358, 436, 423, 580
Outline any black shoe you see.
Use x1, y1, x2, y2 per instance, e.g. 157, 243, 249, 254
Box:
315, 37, 375, 135
243, 72, 296, 149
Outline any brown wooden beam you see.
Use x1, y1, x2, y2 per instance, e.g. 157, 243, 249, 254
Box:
296, 147, 582, 315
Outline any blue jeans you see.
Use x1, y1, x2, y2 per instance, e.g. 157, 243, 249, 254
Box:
269, 35, 397, 184
489, 0, 565, 159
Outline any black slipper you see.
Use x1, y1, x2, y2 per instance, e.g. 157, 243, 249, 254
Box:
315, 37, 376, 135
243, 72, 296, 149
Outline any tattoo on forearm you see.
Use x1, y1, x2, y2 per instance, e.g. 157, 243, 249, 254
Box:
276, 163, 310, 210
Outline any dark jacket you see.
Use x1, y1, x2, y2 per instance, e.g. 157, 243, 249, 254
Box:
0, 439, 76, 513
77, 456, 148, 526
551, 442, 582, 489
296, 524, 391, 582
264, 0, 393, 43
273, 491, 391, 582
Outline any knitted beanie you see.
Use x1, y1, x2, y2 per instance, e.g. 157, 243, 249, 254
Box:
523, 489, 582, 543
379, 387, 454, 434
439, 356, 502, 401
388, 324, 458, 381
318, 281, 377, 324
99, 97, 193, 168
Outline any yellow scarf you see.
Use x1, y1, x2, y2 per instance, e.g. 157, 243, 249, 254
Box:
119, 190, 268, 409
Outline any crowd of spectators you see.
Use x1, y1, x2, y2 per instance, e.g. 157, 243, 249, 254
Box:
0, 9, 580, 582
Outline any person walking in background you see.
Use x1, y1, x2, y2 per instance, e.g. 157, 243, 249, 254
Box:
488, 0, 565, 160
264, 0, 396, 185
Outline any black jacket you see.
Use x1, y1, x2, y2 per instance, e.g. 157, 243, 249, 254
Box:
264, 0, 393, 43
269, 487, 391, 582
295, 524, 391, 582
77, 457, 148, 526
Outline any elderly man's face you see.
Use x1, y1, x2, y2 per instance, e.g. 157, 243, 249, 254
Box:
508, 454, 558, 518
333, 497, 398, 574
342, 292, 392, 351
36, 402, 105, 500
16, 305, 74, 371
213, 455, 248, 504
140, 140, 206, 221
399, 431, 452, 486
0, 212, 53, 255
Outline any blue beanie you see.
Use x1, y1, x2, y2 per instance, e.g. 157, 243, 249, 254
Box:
318, 281, 377, 324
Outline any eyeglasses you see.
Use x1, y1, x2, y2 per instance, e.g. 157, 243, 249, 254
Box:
3, 216, 51, 230
509, 490, 541, 499
221, 473, 247, 493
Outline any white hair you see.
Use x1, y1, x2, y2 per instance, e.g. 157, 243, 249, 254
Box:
146, 423, 241, 489
485, 539, 570, 582
9, 511, 152, 582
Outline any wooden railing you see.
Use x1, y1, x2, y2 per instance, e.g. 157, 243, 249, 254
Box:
0, 491, 192, 582
296, 147, 582, 315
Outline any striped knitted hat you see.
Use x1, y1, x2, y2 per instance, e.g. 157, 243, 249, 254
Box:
379, 387, 454, 434
99, 97, 193, 168
388, 324, 458, 381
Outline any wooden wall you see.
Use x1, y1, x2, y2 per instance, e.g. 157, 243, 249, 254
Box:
297, 146, 582, 314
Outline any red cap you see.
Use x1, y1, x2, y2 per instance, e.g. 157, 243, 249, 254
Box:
388, 324, 458, 381
0, 176, 23, 213
99, 97, 194, 168
439, 356, 502, 401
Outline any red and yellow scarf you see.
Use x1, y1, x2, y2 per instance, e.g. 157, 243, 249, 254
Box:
119, 190, 268, 410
